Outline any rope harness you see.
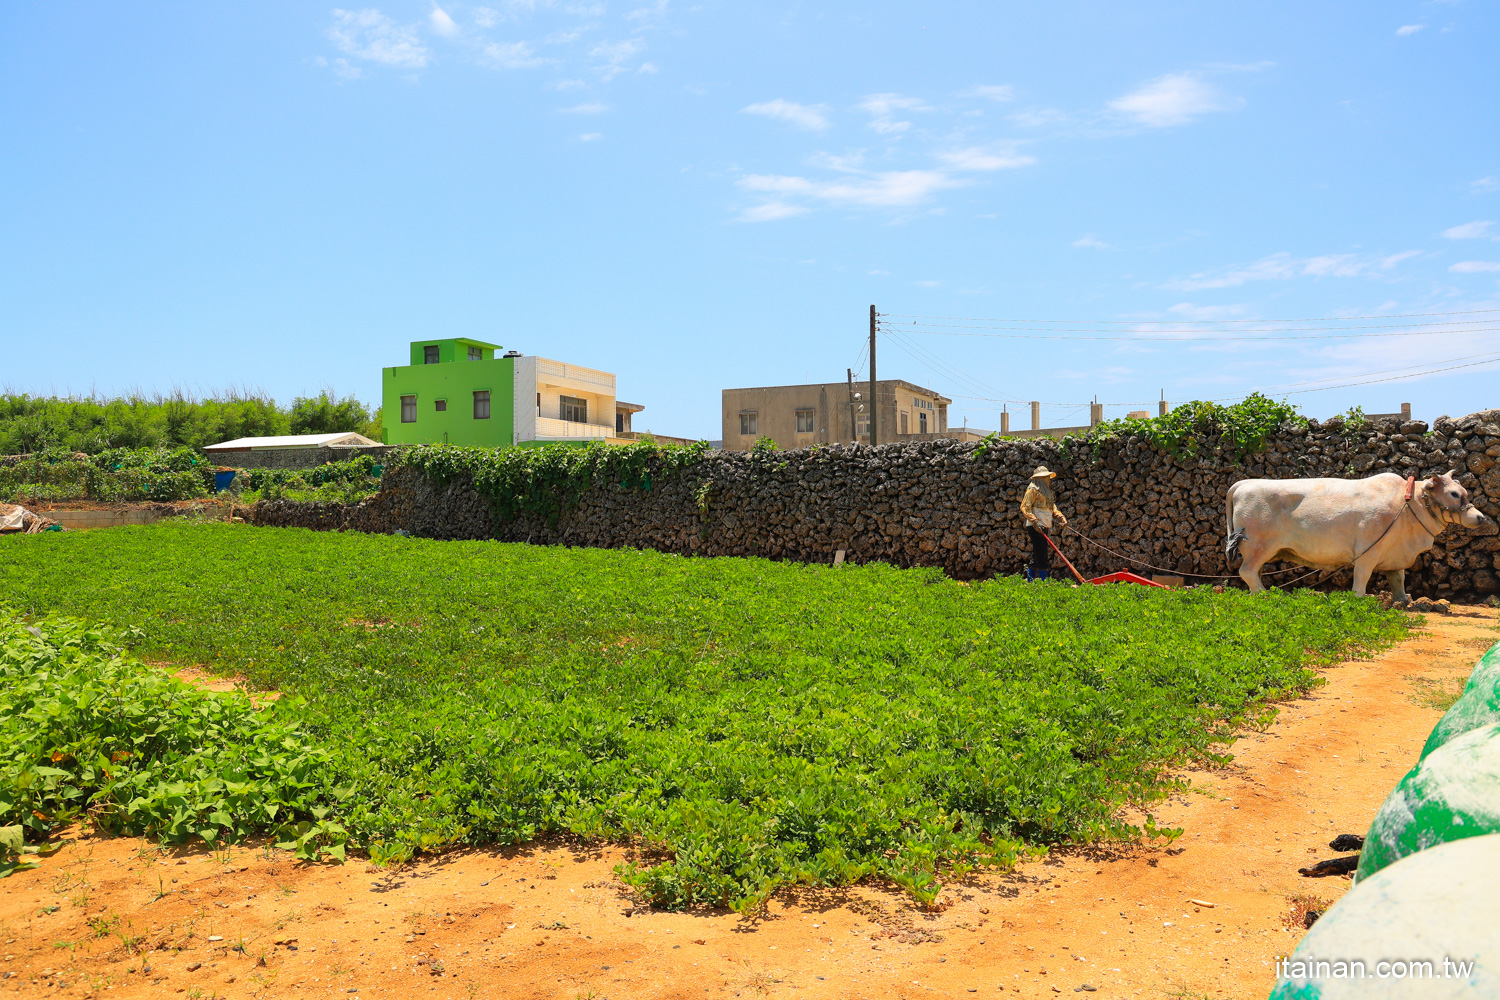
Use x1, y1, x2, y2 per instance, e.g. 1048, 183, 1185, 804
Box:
1055, 475, 1469, 588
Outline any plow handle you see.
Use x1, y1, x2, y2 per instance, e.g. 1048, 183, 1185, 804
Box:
1040, 530, 1089, 585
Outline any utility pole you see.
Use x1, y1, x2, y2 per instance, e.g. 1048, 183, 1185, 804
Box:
846, 368, 858, 443
868, 304, 878, 446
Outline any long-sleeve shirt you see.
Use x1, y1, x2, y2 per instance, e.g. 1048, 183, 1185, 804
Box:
1020, 483, 1066, 528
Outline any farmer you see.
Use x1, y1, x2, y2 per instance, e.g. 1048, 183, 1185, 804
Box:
1020, 465, 1067, 582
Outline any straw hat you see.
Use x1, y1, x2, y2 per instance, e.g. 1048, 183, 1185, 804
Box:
1030, 466, 1057, 479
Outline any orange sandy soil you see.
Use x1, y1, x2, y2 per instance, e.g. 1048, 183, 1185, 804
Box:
3, 608, 1497, 1000
22, 500, 237, 514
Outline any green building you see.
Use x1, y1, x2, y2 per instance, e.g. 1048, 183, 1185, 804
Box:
382, 339, 631, 448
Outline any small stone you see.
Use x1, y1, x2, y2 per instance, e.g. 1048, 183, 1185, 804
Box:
207, 936, 223, 942
185, 963, 201, 972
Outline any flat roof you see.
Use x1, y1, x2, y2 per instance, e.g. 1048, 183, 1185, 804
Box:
616, 400, 646, 413
410, 337, 502, 349
204, 432, 378, 451
722, 379, 952, 405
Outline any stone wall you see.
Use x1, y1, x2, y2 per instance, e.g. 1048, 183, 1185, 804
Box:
250, 409, 1500, 601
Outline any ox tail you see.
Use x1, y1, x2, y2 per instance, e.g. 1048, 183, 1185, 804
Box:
1225, 486, 1246, 568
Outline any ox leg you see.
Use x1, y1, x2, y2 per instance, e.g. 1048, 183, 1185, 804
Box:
1352, 559, 1374, 596
1238, 554, 1268, 593
1386, 569, 1410, 605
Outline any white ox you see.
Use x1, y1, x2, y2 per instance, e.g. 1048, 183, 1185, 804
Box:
1225, 471, 1493, 601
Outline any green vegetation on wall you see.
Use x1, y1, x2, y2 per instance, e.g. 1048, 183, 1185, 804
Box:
0, 523, 1409, 909
399, 438, 711, 526
1070, 393, 1307, 459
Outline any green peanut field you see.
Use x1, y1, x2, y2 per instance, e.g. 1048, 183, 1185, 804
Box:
0, 521, 1409, 909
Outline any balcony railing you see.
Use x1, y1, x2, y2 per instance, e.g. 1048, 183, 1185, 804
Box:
533, 416, 613, 440
534, 358, 615, 391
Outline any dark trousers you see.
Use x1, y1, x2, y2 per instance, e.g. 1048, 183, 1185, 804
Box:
1027, 527, 1050, 573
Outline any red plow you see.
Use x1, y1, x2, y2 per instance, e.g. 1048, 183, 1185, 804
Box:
1040, 531, 1168, 589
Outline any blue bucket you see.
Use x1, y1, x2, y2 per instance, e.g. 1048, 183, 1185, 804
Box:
213, 470, 237, 493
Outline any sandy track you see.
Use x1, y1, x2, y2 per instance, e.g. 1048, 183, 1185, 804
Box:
2, 607, 1496, 1000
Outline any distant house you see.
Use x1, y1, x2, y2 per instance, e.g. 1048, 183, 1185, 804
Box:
380, 338, 649, 449
204, 432, 379, 453
203, 431, 382, 469
721, 379, 975, 451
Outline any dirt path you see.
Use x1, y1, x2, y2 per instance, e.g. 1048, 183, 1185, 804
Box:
3, 608, 1496, 1000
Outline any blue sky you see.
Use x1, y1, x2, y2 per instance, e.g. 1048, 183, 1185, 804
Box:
2, 1, 1497, 438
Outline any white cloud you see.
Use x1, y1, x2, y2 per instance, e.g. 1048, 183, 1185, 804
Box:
326, 9, 429, 69
429, 6, 459, 36
964, 85, 1015, 102
626, 0, 668, 21
315, 56, 365, 79
1450, 261, 1500, 273
860, 93, 927, 116
807, 151, 866, 173
739, 169, 961, 210
579, 132, 602, 141
591, 38, 644, 78
1108, 72, 1234, 128
742, 99, 830, 132
737, 202, 809, 223
1474, 177, 1500, 194
1396, 24, 1424, 36
560, 101, 608, 113
1009, 107, 1069, 128
552, 78, 586, 91
1167, 302, 1248, 320
473, 6, 500, 28
1442, 220, 1495, 239
859, 93, 928, 135
1163, 249, 1419, 290
637, 61, 658, 74
936, 147, 1035, 171
1072, 235, 1110, 250
482, 40, 547, 68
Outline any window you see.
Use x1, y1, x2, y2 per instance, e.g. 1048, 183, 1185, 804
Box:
919, 412, 928, 434
473, 390, 491, 419
468, 346, 481, 361
559, 395, 587, 423
435, 399, 447, 412
739, 410, 758, 436
899, 412, 909, 435
424, 345, 440, 364
401, 395, 417, 423
616, 412, 624, 433
796, 408, 815, 433
855, 413, 868, 440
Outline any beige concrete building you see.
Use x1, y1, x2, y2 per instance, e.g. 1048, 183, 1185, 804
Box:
721, 379, 962, 451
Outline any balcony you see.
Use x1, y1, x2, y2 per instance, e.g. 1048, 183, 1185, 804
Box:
533, 416, 614, 440
535, 358, 615, 392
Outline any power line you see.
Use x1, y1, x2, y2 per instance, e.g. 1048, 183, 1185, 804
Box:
1268, 355, 1500, 396
1248, 350, 1500, 393
883, 320, 1500, 342
882, 306, 1500, 324
884, 330, 1026, 403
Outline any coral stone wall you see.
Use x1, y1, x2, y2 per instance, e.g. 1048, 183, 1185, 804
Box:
251, 409, 1500, 601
